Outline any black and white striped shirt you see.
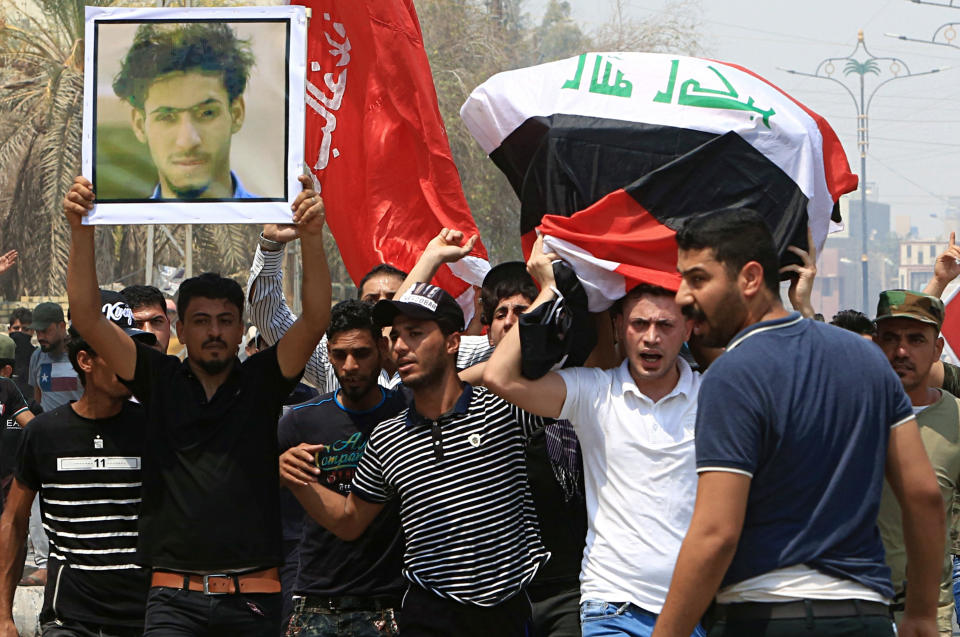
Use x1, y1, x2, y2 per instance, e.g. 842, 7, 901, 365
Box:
15, 402, 149, 627
352, 384, 549, 607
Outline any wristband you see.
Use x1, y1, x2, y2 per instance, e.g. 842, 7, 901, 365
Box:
258, 233, 285, 252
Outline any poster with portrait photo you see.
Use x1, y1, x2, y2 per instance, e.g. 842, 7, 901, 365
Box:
82, 5, 307, 225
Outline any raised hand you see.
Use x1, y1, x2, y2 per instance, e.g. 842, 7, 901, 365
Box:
526, 234, 560, 289
63, 176, 96, 231
925, 231, 960, 298
291, 174, 325, 237
779, 228, 817, 318
0, 250, 17, 275
422, 227, 479, 265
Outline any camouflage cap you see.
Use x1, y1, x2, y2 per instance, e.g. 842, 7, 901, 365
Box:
875, 289, 944, 330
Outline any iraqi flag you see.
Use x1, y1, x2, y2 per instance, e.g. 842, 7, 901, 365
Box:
296, 0, 489, 316
941, 285, 960, 363
461, 52, 858, 310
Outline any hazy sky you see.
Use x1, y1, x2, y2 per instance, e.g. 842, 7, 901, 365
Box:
523, 0, 960, 238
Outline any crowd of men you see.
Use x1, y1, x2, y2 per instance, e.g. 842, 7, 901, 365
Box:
0, 17, 955, 637
0, 172, 953, 637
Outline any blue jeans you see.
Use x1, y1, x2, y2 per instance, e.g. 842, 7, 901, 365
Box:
580, 600, 706, 637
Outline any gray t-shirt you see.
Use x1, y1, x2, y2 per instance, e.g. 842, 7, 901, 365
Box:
28, 348, 82, 412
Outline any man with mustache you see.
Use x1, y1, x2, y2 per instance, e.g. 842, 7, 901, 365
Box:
112, 22, 257, 200
873, 291, 960, 635
653, 209, 944, 637
64, 174, 330, 636
277, 300, 406, 636
484, 237, 704, 637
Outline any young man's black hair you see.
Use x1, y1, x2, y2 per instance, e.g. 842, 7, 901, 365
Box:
112, 22, 255, 110
8, 308, 31, 327
831, 309, 875, 335
66, 327, 94, 385
121, 285, 166, 312
357, 264, 408, 300
479, 268, 538, 326
175, 272, 245, 320
327, 300, 380, 342
675, 208, 781, 296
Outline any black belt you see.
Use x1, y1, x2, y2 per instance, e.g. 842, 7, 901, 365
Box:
294, 594, 401, 613
713, 599, 889, 622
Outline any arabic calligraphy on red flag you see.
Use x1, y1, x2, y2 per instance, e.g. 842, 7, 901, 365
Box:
294, 0, 489, 309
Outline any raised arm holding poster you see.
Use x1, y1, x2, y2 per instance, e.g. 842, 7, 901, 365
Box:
82, 6, 307, 225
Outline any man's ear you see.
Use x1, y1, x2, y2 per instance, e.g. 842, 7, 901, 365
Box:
130, 108, 147, 144
229, 96, 245, 134
0, 364, 12, 378
936, 335, 945, 360
446, 331, 461, 357
75, 350, 96, 375
738, 261, 766, 299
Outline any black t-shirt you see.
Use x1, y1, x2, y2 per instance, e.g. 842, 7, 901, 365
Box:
0, 376, 29, 478
15, 402, 149, 627
121, 342, 299, 571
278, 388, 406, 597
280, 383, 320, 543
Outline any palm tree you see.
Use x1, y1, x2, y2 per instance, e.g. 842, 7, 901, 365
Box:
843, 59, 881, 77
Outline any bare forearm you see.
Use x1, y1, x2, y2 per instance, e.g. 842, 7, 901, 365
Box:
289, 483, 363, 541
67, 225, 101, 333
298, 233, 331, 337
901, 492, 946, 618
652, 532, 738, 637
0, 514, 28, 620
924, 277, 948, 299
395, 254, 444, 300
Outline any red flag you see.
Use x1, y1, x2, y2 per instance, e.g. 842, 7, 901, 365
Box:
942, 286, 960, 362
295, 0, 489, 309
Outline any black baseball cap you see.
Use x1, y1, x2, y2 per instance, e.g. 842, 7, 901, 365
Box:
98, 290, 157, 345
482, 261, 531, 291
373, 282, 465, 332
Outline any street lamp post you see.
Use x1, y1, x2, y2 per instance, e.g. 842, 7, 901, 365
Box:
781, 30, 945, 312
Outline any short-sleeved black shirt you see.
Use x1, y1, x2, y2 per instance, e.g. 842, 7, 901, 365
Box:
15, 402, 149, 627
0, 376, 29, 478
278, 388, 406, 597
121, 342, 299, 571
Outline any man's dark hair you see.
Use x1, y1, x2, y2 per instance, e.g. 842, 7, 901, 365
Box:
612, 283, 676, 316
121, 284, 166, 313
112, 22, 255, 110
8, 307, 31, 326
831, 309, 875, 336
357, 264, 408, 300
675, 208, 781, 295
176, 273, 244, 319
327, 300, 380, 343
67, 326, 94, 385
480, 277, 537, 325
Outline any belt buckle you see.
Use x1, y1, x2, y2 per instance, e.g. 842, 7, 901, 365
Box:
202, 574, 230, 596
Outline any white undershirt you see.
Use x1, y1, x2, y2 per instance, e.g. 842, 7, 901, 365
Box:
716, 564, 890, 604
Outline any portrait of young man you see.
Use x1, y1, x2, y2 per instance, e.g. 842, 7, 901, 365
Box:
91, 14, 291, 205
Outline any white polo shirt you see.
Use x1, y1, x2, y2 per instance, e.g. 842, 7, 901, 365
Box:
556, 357, 700, 613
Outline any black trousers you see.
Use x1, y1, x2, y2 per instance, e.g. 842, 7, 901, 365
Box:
41, 618, 142, 637
528, 583, 580, 637
397, 584, 532, 637
706, 615, 895, 636
143, 586, 282, 637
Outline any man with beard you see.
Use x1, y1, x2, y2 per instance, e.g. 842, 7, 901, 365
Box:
873, 291, 960, 634
28, 302, 81, 411
121, 285, 172, 354
652, 209, 945, 637
484, 238, 703, 637
64, 174, 330, 636
285, 282, 548, 636
278, 300, 405, 636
